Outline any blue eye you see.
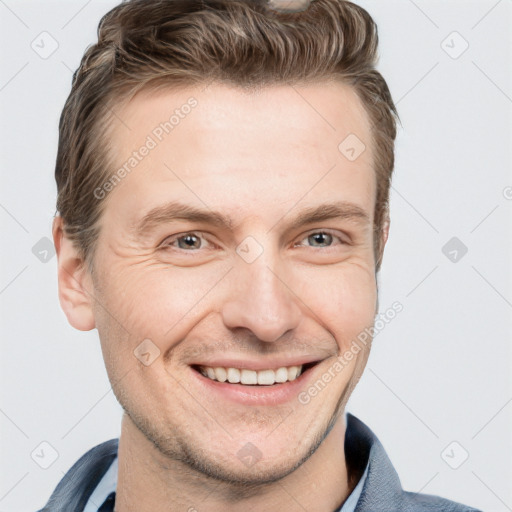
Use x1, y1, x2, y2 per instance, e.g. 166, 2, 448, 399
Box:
307, 232, 334, 247
295, 231, 345, 249
177, 234, 202, 249
161, 230, 346, 253
162, 232, 207, 250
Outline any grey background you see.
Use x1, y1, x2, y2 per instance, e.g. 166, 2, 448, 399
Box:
1, 0, 511, 510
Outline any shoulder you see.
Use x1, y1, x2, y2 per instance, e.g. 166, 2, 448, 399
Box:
345, 413, 481, 512
37, 438, 119, 512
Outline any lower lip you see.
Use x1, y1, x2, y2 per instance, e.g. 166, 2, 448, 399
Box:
189, 365, 319, 406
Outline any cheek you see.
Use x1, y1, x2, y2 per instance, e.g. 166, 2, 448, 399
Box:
95, 258, 231, 340
296, 263, 376, 348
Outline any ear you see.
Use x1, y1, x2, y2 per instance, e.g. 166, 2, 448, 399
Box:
375, 214, 390, 272
374, 214, 390, 315
52, 216, 96, 331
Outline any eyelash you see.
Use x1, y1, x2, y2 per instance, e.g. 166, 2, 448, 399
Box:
160, 230, 348, 252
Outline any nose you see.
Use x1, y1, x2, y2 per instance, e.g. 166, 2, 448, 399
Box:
221, 255, 302, 343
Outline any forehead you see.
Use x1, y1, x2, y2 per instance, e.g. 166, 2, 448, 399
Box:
104, 81, 375, 229
114, 79, 372, 148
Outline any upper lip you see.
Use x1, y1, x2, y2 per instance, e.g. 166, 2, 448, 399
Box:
190, 356, 325, 371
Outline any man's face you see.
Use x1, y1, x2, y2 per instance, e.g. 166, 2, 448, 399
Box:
86, 81, 379, 483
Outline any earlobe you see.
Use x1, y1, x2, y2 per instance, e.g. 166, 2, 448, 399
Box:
52, 216, 96, 331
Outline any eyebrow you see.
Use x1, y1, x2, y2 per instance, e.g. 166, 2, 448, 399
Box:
133, 200, 370, 238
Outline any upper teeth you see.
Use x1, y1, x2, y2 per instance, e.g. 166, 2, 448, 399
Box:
199, 365, 303, 385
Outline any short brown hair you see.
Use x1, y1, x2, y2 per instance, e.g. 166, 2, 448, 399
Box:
55, 0, 399, 273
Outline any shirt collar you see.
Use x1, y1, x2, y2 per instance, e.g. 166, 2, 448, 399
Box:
89, 411, 378, 511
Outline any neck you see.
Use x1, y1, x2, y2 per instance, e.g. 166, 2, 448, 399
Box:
115, 413, 353, 512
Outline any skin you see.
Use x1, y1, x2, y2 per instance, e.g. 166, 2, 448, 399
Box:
53, 80, 389, 512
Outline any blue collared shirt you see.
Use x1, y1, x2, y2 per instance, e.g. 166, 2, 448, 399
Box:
85, 412, 369, 511
39, 412, 480, 512
87, 457, 369, 512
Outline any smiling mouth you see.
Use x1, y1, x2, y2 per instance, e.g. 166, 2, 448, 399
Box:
191, 361, 320, 386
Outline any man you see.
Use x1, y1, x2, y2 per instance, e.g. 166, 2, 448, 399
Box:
40, 0, 480, 510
